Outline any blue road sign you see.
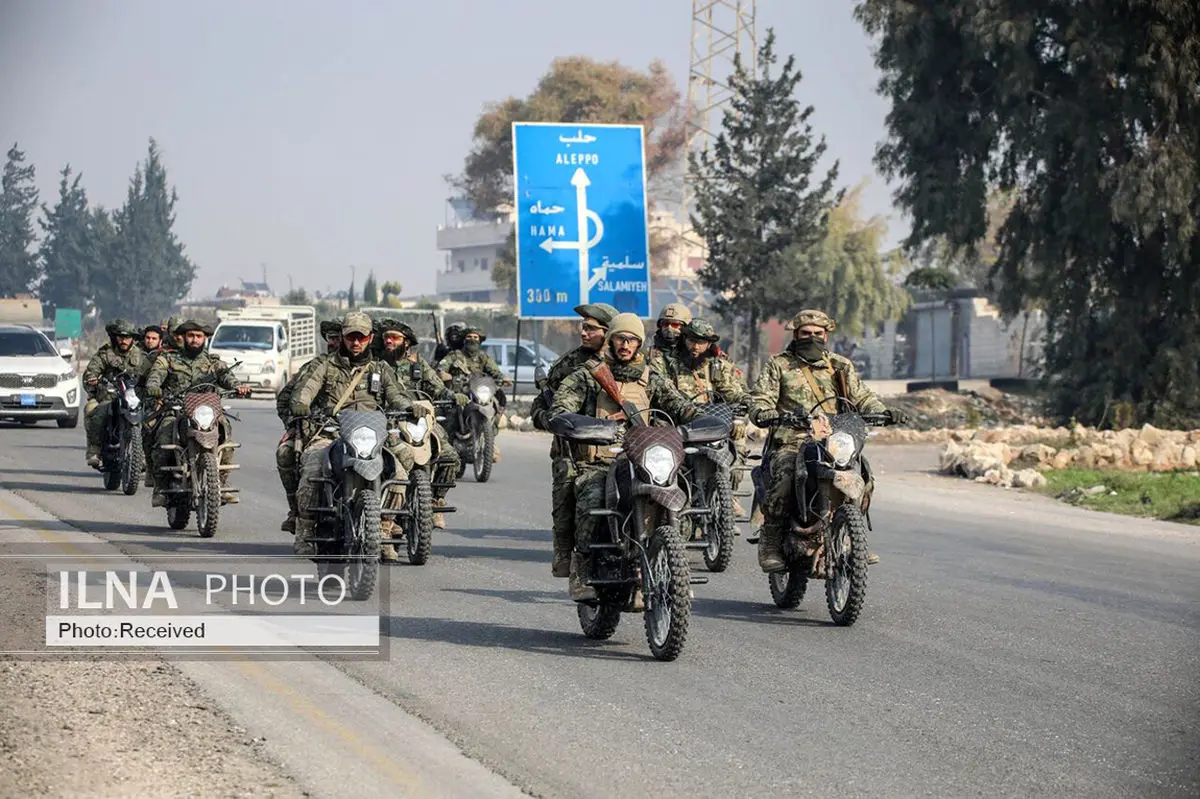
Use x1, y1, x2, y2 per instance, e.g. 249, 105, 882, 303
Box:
512, 122, 652, 319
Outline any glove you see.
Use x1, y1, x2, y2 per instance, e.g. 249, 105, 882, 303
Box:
291, 403, 310, 419
454, 393, 469, 407
885, 406, 909, 425
751, 409, 779, 428
412, 403, 433, 422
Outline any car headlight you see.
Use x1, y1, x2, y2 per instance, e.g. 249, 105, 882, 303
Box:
191, 404, 216, 431
348, 426, 379, 458
642, 444, 676, 486
404, 417, 429, 444
827, 431, 857, 467
262, 361, 276, 373
60, 371, 74, 383
473, 385, 493, 404
123, 388, 141, 410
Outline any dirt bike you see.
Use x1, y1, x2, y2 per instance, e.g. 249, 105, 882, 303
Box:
677, 400, 744, 572
96, 372, 145, 496
548, 408, 711, 662
381, 384, 458, 565
294, 407, 408, 601
748, 398, 897, 626
449, 373, 503, 483
153, 382, 242, 538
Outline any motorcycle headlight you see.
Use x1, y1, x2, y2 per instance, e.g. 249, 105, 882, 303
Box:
123, 388, 141, 410
191, 404, 216, 431
827, 431, 857, 467
642, 444, 677, 486
348, 426, 379, 458
473, 385, 493, 404
404, 417, 429, 444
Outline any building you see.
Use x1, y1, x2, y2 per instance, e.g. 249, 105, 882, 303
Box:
214, 280, 273, 300
435, 198, 513, 304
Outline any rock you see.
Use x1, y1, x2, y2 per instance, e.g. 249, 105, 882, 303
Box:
1020, 443, 1056, 465
1130, 440, 1155, 468
1083, 484, 1108, 496
1181, 446, 1197, 469
1013, 469, 1047, 489
519, 418, 536, 433
1139, 423, 1164, 446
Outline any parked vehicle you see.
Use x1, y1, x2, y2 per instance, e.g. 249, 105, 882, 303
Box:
96, 371, 145, 495
0, 324, 80, 428
208, 306, 317, 395
481, 338, 557, 393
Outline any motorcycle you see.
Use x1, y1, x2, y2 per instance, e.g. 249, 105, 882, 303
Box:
677, 400, 744, 572
154, 382, 242, 538
548, 409, 711, 662
296, 407, 406, 600
450, 373, 502, 483
747, 398, 896, 626
97, 372, 145, 496
380, 380, 458, 565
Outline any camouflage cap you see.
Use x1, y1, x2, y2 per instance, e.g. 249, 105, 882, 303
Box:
683, 319, 720, 342
166, 316, 184, 336
657, 303, 693, 325
341, 311, 373, 337
462, 325, 487, 343
574, 303, 618, 327
606, 312, 645, 343
318, 319, 342, 337
785, 309, 836, 333
174, 319, 214, 337
378, 318, 417, 343
104, 318, 138, 337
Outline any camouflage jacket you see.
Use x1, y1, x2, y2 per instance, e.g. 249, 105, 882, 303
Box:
530, 345, 602, 431
83, 344, 149, 402
436, 349, 505, 385
664, 352, 749, 407
550, 355, 699, 451
143, 350, 238, 398
645, 345, 677, 379
392, 354, 454, 402
749, 350, 885, 447
289, 354, 410, 418
276, 354, 331, 425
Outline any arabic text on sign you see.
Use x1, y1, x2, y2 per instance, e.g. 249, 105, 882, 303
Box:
556, 152, 599, 165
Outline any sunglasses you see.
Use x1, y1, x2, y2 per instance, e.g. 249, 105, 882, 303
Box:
580, 322, 605, 333
611, 334, 640, 346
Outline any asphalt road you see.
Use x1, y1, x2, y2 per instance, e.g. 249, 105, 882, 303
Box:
1, 401, 1198, 798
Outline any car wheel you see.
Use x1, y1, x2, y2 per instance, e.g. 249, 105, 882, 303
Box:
57, 410, 79, 429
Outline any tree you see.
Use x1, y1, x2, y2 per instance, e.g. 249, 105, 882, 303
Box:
362, 270, 378, 305
448, 56, 687, 295
856, 1, 1200, 427
688, 29, 841, 380
380, 280, 402, 300
38, 165, 95, 315
93, 139, 196, 322
0, 144, 40, 297
283, 288, 310, 305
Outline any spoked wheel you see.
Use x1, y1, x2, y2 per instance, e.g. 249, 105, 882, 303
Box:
346, 489, 382, 600
702, 471, 734, 572
405, 470, 434, 565
472, 421, 494, 483
120, 425, 144, 496
826, 505, 869, 626
195, 452, 221, 538
578, 593, 622, 640
769, 567, 808, 609
642, 525, 691, 661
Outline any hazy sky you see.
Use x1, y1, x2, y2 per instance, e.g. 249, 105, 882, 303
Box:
0, 0, 902, 299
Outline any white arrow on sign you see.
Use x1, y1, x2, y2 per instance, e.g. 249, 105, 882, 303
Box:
538, 168, 604, 304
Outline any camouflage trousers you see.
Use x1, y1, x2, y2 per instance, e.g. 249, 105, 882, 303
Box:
572, 463, 611, 555
83, 397, 109, 456
730, 437, 749, 493
152, 414, 235, 489
550, 457, 577, 558
275, 430, 301, 496
430, 422, 459, 501
760, 444, 802, 544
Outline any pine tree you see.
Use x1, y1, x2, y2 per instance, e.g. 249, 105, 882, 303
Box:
688, 29, 841, 379
0, 144, 41, 297
38, 165, 94, 315
362, 270, 378, 305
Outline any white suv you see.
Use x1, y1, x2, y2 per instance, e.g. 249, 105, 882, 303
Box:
0, 324, 81, 427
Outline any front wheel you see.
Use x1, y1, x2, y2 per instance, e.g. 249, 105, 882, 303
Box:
406, 469, 434, 565
472, 419, 494, 482
578, 600, 622, 640
196, 451, 221, 538
769, 568, 807, 609
702, 470, 734, 572
346, 488, 382, 601
120, 424, 144, 496
826, 504, 869, 626
643, 524, 691, 662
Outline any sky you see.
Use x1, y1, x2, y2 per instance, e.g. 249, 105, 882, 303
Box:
0, 0, 904, 300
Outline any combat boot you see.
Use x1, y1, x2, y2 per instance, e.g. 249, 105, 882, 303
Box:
757, 526, 786, 573
432, 498, 446, 530
292, 518, 317, 557
151, 488, 167, 508
280, 493, 298, 533
551, 527, 572, 578
568, 552, 596, 602
379, 518, 398, 561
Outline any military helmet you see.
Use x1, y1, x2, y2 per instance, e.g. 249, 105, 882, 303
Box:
445, 322, 466, 345
683, 319, 720, 343
166, 316, 184, 337
574, 303, 619, 328
173, 319, 214, 337
784, 309, 836, 333
657, 303, 693, 326
462, 324, 487, 344
318, 319, 342, 338
377, 318, 417, 344
104, 318, 138, 338
606, 312, 645, 344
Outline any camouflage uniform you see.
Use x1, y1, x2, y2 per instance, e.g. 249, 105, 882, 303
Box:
647, 302, 692, 378
529, 302, 617, 578
392, 351, 462, 503
82, 320, 147, 463
550, 313, 699, 600
288, 313, 416, 556
274, 353, 333, 531
748, 310, 887, 571
437, 327, 507, 457
143, 323, 243, 506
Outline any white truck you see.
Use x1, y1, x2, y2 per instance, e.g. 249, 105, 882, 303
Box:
208, 305, 317, 395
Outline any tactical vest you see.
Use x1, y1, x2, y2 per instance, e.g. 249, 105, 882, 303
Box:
576, 369, 652, 463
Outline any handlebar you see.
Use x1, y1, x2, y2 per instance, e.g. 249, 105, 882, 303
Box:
761, 410, 897, 429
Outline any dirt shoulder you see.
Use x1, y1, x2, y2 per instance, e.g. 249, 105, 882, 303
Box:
0, 548, 307, 798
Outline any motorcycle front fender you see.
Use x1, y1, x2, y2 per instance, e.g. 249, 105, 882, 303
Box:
344, 452, 385, 483
696, 443, 735, 470
473, 403, 495, 421
633, 482, 688, 513
190, 427, 219, 451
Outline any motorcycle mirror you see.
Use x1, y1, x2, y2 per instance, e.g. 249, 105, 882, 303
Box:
436, 415, 446, 422
222, 405, 232, 412
609, 446, 623, 454
684, 447, 699, 455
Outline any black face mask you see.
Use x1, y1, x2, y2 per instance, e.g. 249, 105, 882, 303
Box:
464, 340, 481, 356
790, 335, 828, 362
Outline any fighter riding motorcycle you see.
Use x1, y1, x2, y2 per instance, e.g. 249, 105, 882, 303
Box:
381, 377, 458, 565
449, 373, 502, 483
154, 381, 242, 538
677, 401, 744, 573
549, 408, 712, 662
748, 398, 897, 626
97, 371, 146, 496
